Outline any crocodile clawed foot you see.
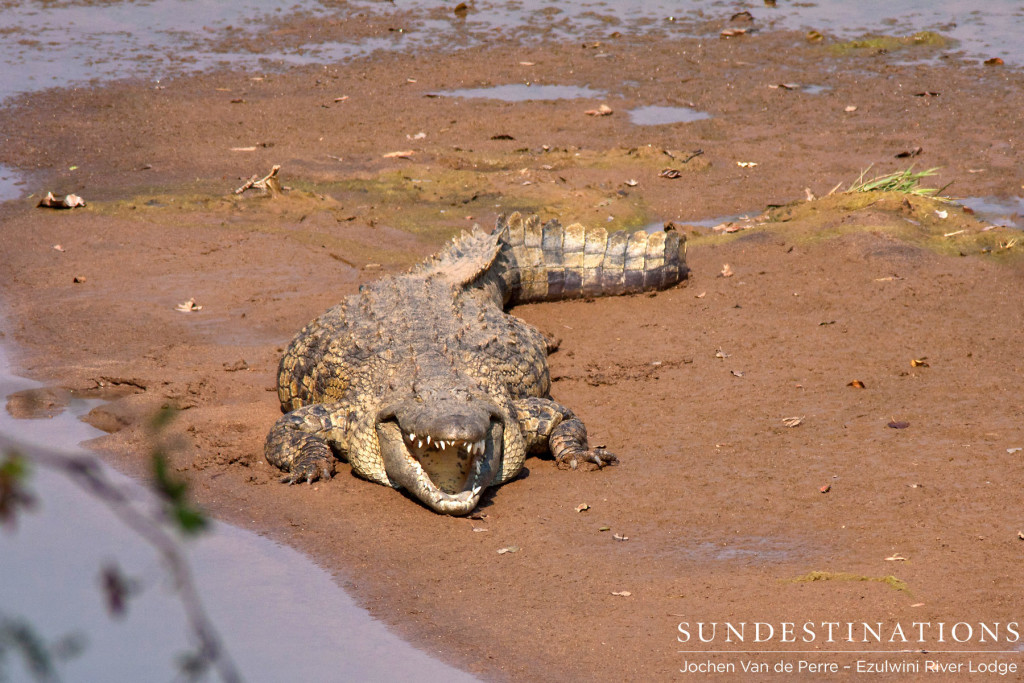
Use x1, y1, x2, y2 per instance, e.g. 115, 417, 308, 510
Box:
556, 448, 618, 471
586, 448, 618, 469
281, 453, 335, 485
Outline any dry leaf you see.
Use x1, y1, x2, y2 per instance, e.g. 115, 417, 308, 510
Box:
736, 161, 758, 168
730, 370, 745, 378
382, 150, 415, 159
782, 416, 803, 428
497, 545, 519, 555
1006, 447, 1022, 454
72, 276, 86, 284
624, 179, 638, 187
888, 420, 910, 429
844, 105, 858, 112
806, 30, 823, 42
406, 131, 426, 140
598, 526, 611, 531
720, 28, 748, 37
720, 263, 734, 277
658, 168, 683, 179
943, 229, 965, 238
575, 503, 590, 513
695, 291, 707, 299
175, 298, 202, 313
895, 146, 923, 158
230, 146, 258, 152
715, 348, 729, 359
53, 244, 65, 252
38, 192, 86, 209
820, 483, 831, 493
519, 61, 535, 66
911, 603, 925, 607
472, 527, 488, 533
984, 57, 1004, 66
847, 380, 866, 389
585, 104, 613, 116
333, 96, 349, 102
611, 591, 632, 597
910, 358, 929, 367
935, 210, 948, 219
613, 533, 629, 541
873, 275, 904, 281
1018, 531, 1024, 540
885, 554, 908, 562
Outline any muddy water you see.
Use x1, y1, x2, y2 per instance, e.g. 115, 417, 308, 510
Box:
0, 342, 479, 682
1, 0, 1021, 106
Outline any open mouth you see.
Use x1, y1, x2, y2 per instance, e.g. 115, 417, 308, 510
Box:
404, 432, 488, 494
376, 418, 503, 515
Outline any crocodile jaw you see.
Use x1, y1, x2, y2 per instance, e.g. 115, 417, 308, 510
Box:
376, 419, 502, 515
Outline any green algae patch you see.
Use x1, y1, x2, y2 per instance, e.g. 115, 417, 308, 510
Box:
789, 571, 910, 594
827, 31, 954, 56
75, 146, 664, 269
684, 191, 1022, 263
768, 192, 1021, 259
307, 150, 658, 239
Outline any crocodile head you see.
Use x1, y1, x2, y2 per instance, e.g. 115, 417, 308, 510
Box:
375, 383, 520, 515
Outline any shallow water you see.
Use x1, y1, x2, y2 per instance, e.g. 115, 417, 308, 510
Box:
437, 83, 605, 101
1, 0, 1021, 106
960, 196, 1024, 230
0, 344, 478, 682
628, 105, 711, 126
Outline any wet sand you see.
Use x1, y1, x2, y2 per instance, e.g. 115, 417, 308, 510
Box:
2, 9, 1023, 681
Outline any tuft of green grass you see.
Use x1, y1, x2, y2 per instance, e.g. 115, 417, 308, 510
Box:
847, 166, 950, 200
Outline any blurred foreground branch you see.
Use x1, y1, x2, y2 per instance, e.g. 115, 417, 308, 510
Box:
0, 433, 242, 683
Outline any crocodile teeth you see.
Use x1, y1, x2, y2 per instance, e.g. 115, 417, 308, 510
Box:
407, 432, 416, 442
472, 485, 482, 497
474, 440, 485, 455
417, 439, 424, 449
426, 435, 431, 446
439, 441, 446, 450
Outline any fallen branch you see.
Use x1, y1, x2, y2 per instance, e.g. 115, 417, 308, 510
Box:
234, 164, 281, 195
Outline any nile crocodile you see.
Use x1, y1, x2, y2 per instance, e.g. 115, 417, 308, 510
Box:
265, 212, 687, 515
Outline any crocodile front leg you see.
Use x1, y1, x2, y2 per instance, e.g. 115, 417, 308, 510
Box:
265, 402, 353, 484
512, 397, 618, 470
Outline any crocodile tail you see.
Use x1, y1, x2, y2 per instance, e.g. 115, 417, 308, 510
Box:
493, 212, 688, 305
